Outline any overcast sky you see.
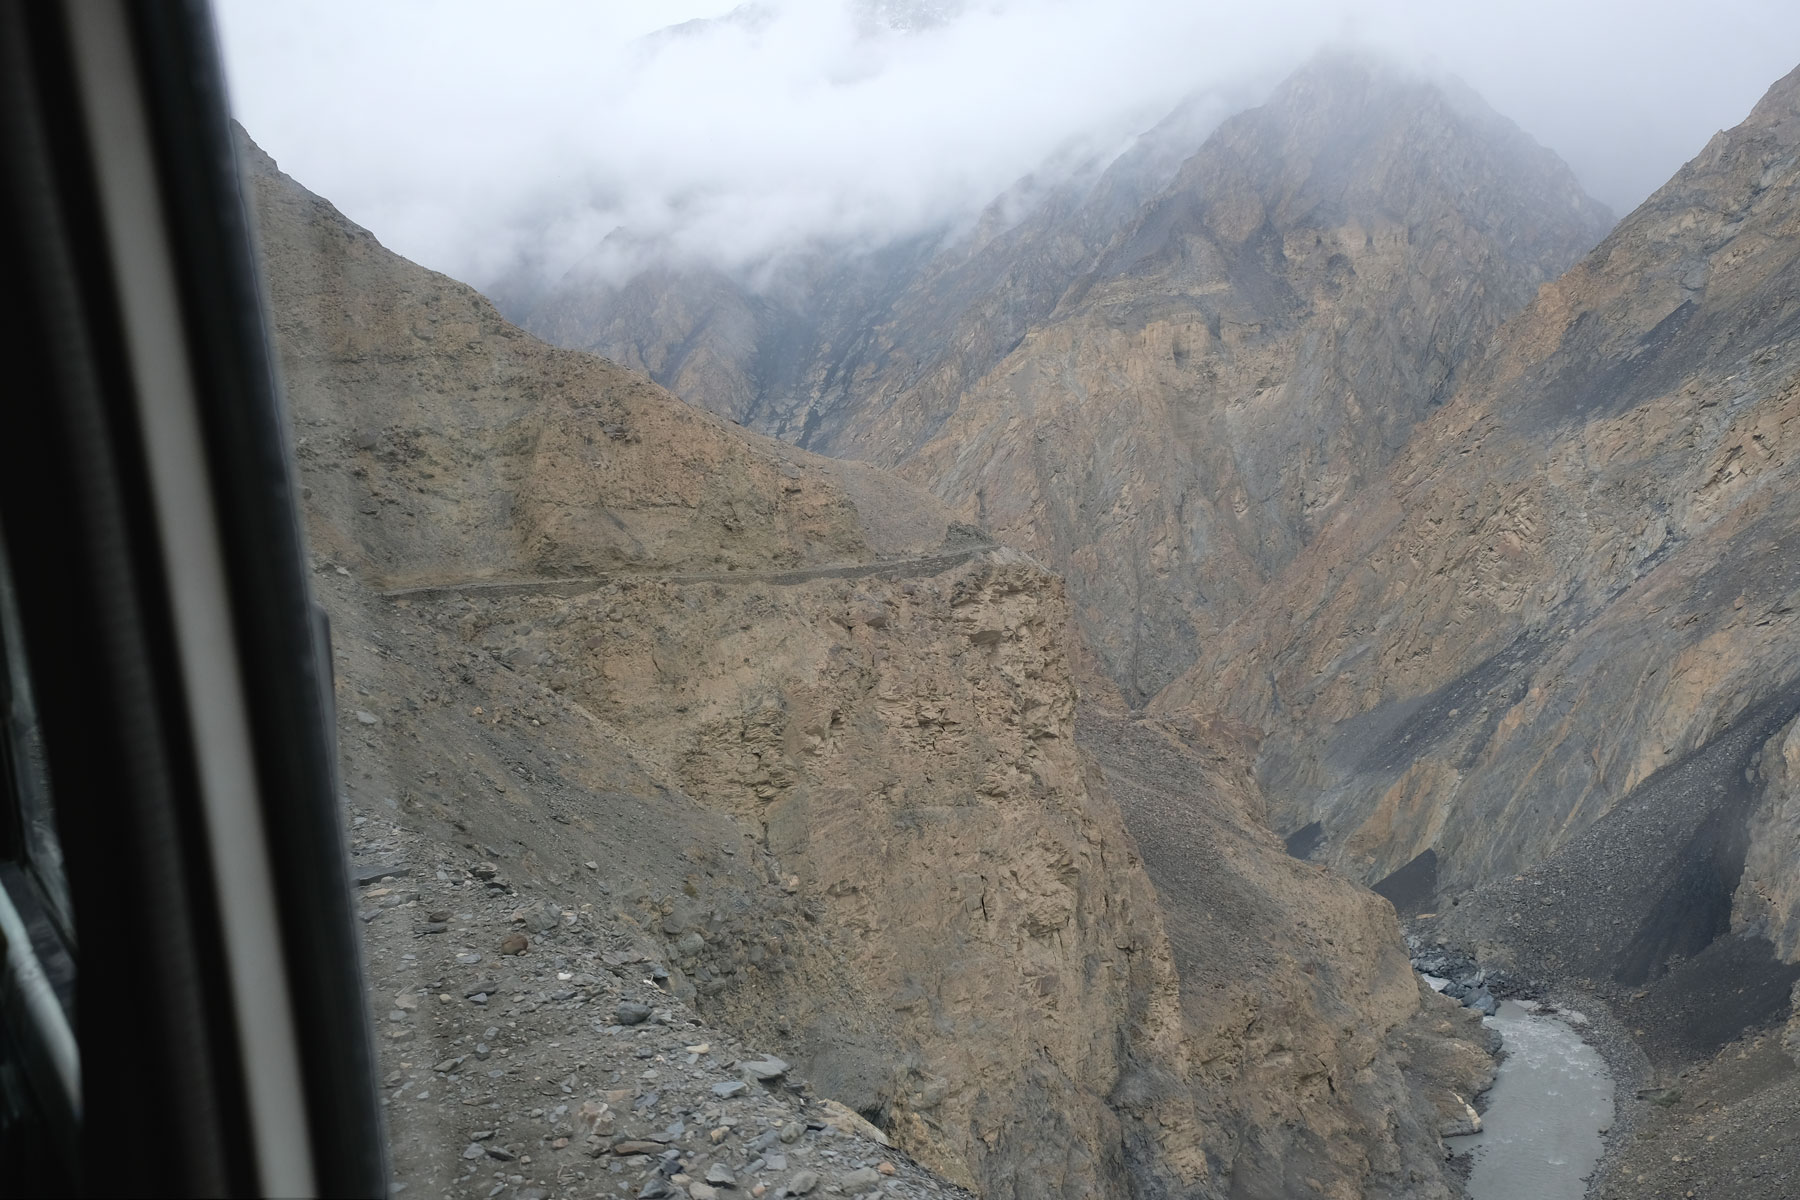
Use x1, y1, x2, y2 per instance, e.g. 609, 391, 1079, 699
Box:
214, 0, 1800, 290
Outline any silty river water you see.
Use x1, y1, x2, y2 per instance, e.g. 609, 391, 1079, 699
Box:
1446, 1000, 1615, 1200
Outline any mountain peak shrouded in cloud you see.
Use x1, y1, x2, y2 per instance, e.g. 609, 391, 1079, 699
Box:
216, 0, 1800, 293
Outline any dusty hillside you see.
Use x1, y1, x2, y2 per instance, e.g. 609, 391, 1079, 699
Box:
253, 135, 939, 588
246, 135, 1485, 1198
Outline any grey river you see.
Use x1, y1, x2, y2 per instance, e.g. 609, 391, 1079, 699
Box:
1446, 1000, 1615, 1200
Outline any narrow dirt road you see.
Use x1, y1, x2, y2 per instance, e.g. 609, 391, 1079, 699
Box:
380, 545, 1000, 603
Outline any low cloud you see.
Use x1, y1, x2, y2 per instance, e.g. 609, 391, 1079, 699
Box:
215, 0, 1800, 290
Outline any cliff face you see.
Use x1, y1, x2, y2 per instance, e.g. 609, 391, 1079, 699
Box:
247, 135, 1480, 1197
1081, 709, 1495, 1197
1154, 63, 1800, 1020
901, 56, 1611, 700
520, 55, 1612, 701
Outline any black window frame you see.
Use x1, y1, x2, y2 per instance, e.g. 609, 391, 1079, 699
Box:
0, 1, 385, 1194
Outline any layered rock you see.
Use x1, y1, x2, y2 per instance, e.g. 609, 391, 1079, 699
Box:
1154, 63, 1800, 1017
246, 134, 1479, 1197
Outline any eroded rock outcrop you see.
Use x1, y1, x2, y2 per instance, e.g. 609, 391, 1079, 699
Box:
245, 133, 1479, 1197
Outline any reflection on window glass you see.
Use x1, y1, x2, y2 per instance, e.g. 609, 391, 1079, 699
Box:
0, 532, 72, 944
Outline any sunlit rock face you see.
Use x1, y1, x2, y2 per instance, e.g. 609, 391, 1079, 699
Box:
520, 53, 1612, 702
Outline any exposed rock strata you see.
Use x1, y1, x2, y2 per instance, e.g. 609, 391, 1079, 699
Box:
246, 134, 1479, 1197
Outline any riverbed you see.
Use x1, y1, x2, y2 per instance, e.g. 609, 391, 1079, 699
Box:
1447, 1000, 1614, 1200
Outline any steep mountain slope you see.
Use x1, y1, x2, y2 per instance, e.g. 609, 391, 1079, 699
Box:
522, 55, 1612, 701
1155, 61, 1800, 1051
900, 55, 1612, 699
1079, 707, 1496, 1196
246, 135, 1484, 1198
511, 91, 1220, 448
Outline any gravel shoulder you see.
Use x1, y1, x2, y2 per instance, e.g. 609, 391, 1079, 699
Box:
352, 802, 971, 1200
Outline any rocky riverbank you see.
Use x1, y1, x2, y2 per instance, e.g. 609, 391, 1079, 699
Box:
1407, 940, 1522, 1020
1407, 931, 1665, 1196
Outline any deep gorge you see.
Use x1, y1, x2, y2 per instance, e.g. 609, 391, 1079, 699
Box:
247, 42, 1800, 1200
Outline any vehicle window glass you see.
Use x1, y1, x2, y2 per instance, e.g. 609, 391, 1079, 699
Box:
0, 530, 73, 945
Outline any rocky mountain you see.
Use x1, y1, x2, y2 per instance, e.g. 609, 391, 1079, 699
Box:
1151, 60, 1800, 1166
901, 56, 1613, 700
510, 88, 1220, 444
518, 54, 1613, 701
378, 45, 1800, 1198
244, 133, 1487, 1198
1155, 56, 1800, 919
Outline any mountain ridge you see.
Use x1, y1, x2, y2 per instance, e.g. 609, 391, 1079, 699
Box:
518, 52, 1614, 701
244, 124, 1490, 1200
892, 52, 1613, 698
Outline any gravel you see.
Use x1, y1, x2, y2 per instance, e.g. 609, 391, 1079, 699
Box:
350, 801, 971, 1200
